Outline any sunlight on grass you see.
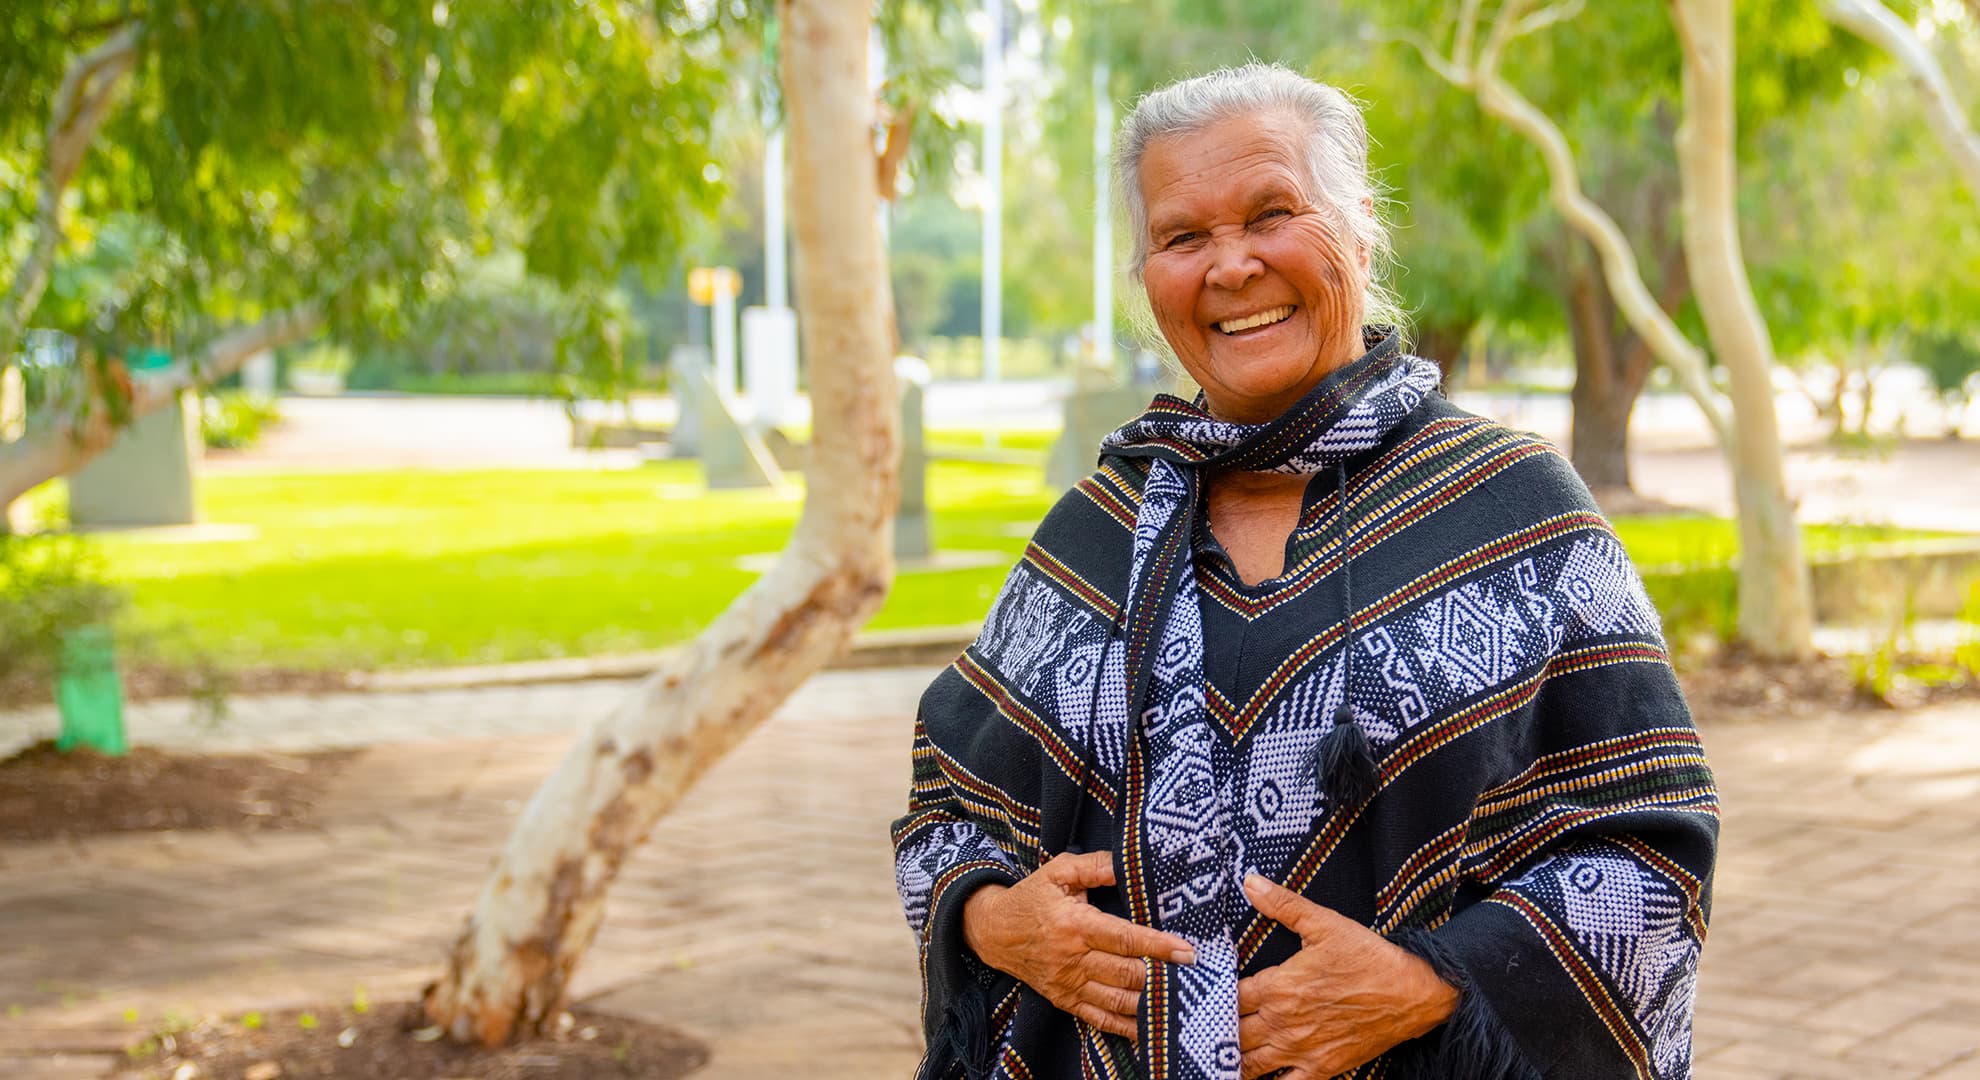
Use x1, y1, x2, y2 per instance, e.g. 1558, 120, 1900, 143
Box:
84, 462, 1952, 672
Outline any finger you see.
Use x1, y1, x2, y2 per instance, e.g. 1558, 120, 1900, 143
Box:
1239, 1043, 1290, 1080
1087, 952, 1147, 992
1241, 873, 1336, 943
1237, 972, 1268, 1015
1083, 910, 1197, 965
1238, 1010, 1274, 1052
1045, 849, 1118, 890
1080, 981, 1140, 1018
1070, 1001, 1138, 1041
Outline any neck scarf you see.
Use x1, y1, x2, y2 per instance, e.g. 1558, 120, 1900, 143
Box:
1096, 327, 1443, 1080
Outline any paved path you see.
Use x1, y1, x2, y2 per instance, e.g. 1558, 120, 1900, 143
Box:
3, 669, 1980, 1078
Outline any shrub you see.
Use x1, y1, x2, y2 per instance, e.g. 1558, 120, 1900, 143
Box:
0, 535, 127, 685
201, 392, 282, 450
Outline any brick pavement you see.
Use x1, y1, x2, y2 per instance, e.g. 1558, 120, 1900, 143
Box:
2, 669, 1979, 1078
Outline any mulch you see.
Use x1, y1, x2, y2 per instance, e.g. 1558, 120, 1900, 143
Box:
112, 1003, 708, 1080
0, 740, 355, 844
1678, 649, 1980, 722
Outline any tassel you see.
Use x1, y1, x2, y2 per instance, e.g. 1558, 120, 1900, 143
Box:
916, 981, 995, 1080
1312, 704, 1377, 808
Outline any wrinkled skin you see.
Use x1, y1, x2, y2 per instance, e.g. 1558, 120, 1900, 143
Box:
1138, 110, 1370, 424
961, 851, 1195, 1040
1237, 875, 1457, 1078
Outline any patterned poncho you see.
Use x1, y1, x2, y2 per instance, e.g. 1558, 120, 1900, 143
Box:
892, 331, 1719, 1080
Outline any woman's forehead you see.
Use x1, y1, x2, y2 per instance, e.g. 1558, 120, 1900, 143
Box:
1140, 118, 1311, 222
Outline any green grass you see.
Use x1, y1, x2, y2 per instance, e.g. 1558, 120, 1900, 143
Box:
58, 463, 1957, 673
91, 463, 1053, 671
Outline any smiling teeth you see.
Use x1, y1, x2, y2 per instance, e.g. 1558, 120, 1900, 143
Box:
1218, 306, 1293, 334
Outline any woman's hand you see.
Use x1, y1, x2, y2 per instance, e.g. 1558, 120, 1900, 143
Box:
1236, 874, 1458, 1079
961, 850, 1198, 1040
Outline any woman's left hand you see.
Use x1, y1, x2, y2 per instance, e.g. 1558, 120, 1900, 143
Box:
1236, 874, 1459, 1079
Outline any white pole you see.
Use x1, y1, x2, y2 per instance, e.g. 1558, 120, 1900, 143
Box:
713, 286, 738, 403
981, 0, 1003, 446
1092, 61, 1114, 374
766, 128, 788, 311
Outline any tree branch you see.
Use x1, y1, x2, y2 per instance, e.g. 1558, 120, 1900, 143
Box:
1454, 1, 1735, 444
1363, 24, 1468, 85
0, 305, 320, 513
0, 22, 144, 365
1823, 0, 1980, 202
1514, 0, 1588, 40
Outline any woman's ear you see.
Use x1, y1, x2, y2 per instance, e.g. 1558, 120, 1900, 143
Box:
1357, 196, 1376, 272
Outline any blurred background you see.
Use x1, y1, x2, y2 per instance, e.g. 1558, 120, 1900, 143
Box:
3, 1, 1980, 1077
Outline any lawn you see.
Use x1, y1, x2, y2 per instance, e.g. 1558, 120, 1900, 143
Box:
69, 462, 1945, 673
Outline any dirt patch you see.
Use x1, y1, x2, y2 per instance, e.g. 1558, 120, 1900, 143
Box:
1677, 650, 1980, 723
0, 741, 355, 844
114, 1003, 708, 1080
0, 665, 363, 710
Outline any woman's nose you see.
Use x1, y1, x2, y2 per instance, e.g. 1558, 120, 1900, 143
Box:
1203, 235, 1263, 291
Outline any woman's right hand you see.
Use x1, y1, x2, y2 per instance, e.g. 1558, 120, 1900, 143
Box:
960, 850, 1197, 1040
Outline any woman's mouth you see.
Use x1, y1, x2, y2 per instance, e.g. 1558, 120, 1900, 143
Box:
1216, 306, 1295, 335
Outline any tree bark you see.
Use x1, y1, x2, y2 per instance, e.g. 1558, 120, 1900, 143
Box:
1562, 229, 1685, 494
0, 23, 142, 365
1824, 0, 1980, 202
419, 0, 899, 1048
1411, 320, 1476, 381
0, 306, 320, 519
1564, 262, 1636, 492
1670, 0, 1814, 659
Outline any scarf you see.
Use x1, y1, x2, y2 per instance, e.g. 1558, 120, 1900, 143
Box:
1095, 327, 1443, 1080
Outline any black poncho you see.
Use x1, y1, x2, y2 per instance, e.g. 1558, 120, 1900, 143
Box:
892, 335, 1718, 1080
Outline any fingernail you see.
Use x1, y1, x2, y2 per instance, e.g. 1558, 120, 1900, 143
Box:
1242, 874, 1266, 894
1173, 947, 1196, 966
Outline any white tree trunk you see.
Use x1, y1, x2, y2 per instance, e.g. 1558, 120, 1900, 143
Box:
1824, 0, 1980, 202
0, 23, 142, 364
1670, 0, 1815, 659
420, 0, 899, 1047
0, 305, 320, 520
1393, 4, 1734, 439
1389, 0, 1815, 659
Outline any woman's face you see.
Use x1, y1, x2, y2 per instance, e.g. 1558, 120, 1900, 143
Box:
1138, 113, 1369, 424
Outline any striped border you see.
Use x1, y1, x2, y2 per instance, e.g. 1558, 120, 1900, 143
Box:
1210, 511, 1616, 741
1490, 891, 1656, 1078
954, 652, 1120, 813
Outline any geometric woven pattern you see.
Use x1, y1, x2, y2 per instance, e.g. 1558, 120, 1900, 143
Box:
892, 351, 1719, 1080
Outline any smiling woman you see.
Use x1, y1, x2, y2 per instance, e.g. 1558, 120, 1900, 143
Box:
894, 64, 1717, 1080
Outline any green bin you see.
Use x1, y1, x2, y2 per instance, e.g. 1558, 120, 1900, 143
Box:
55, 625, 127, 756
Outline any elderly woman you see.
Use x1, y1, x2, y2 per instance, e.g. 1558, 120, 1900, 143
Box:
893, 63, 1716, 1080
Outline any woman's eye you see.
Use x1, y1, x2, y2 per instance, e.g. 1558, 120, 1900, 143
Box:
1164, 232, 1200, 249
1256, 208, 1291, 223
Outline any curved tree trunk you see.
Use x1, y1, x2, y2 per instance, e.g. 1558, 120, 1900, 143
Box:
1394, 0, 1814, 660
0, 305, 320, 525
1671, 0, 1814, 659
1824, 0, 1980, 202
420, 0, 899, 1047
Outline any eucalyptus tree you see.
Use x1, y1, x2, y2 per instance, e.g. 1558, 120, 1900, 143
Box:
420, 0, 909, 1044
1367, 0, 1824, 654
0, 1, 732, 519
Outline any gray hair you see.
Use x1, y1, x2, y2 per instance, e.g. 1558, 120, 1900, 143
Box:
1116, 62, 1406, 334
